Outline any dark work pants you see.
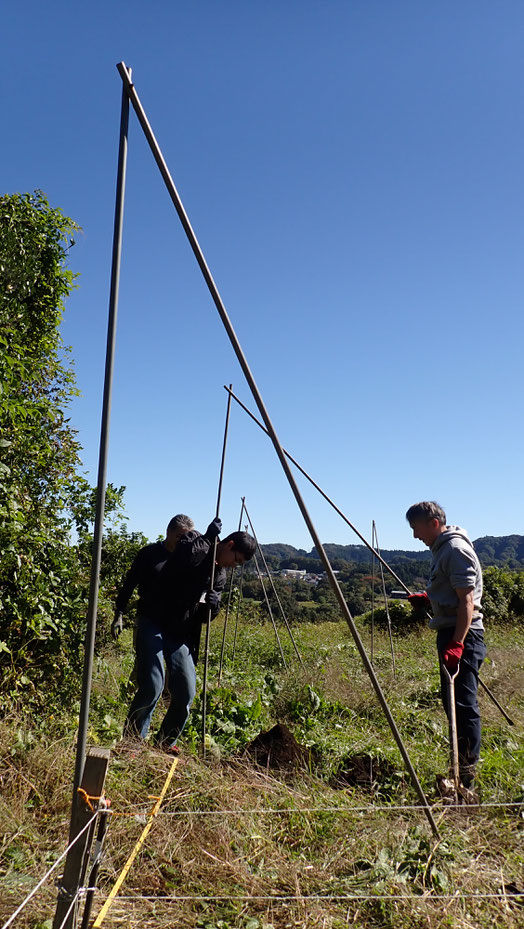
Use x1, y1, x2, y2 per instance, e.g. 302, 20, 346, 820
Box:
437, 627, 487, 779
124, 615, 197, 748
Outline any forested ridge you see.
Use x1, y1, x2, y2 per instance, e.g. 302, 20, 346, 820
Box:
261, 534, 524, 570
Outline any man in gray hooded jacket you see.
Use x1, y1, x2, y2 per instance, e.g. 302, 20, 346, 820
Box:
406, 501, 486, 788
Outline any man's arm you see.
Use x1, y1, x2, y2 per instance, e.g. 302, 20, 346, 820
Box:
453, 586, 475, 642
115, 549, 144, 613
441, 586, 475, 671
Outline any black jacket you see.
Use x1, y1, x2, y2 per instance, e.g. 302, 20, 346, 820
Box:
115, 531, 226, 660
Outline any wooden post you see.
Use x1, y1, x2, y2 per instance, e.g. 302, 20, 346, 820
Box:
53, 748, 110, 929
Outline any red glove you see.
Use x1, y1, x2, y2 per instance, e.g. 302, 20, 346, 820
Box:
407, 592, 430, 609
442, 640, 464, 672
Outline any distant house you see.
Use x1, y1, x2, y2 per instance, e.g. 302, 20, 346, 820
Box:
280, 569, 307, 578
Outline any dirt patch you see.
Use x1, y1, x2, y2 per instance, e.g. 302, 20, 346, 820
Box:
331, 752, 396, 790
245, 723, 311, 771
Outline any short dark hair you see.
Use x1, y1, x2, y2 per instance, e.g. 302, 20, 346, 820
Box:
167, 514, 194, 534
221, 531, 256, 560
405, 501, 446, 525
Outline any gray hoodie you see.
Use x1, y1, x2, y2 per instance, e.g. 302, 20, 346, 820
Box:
427, 526, 484, 631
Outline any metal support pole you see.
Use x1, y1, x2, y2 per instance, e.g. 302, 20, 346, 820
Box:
218, 497, 245, 684
231, 519, 248, 663
224, 387, 512, 727
116, 63, 439, 836
73, 68, 130, 796
243, 499, 303, 666
374, 522, 396, 677
79, 808, 111, 929
202, 385, 233, 756
477, 677, 515, 725
253, 553, 287, 666
370, 520, 376, 665
53, 749, 110, 929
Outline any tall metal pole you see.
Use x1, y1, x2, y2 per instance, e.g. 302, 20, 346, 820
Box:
72, 68, 130, 797
116, 63, 439, 837
371, 520, 376, 665
201, 385, 233, 756
218, 496, 245, 683
374, 521, 397, 676
253, 553, 287, 666
231, 517, 249, 663
243, 499, 304, 666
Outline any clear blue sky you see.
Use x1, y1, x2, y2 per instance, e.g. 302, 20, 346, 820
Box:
3, 1, 523, 552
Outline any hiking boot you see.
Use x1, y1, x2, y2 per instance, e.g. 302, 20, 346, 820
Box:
460, 764, 477, 790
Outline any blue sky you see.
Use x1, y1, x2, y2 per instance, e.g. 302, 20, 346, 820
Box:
3, 1, 523, 552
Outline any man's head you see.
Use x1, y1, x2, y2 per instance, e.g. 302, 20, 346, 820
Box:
405, 501, 446, 547
216, 531, 256, 568
165, 514, 194, 551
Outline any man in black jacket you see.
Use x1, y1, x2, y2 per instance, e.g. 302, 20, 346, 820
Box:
114, 516, 255, 753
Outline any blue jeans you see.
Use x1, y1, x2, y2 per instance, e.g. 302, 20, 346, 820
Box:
437, 627, 487, 779
124, 615, 197, 747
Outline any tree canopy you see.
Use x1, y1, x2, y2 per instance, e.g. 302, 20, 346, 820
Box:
0, 191, 86, 704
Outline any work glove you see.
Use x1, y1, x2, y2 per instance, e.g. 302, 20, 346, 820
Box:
442, 640, 464, 673
407, 592, 431, 610
205, 517, 222, 540
204, 589, 221, 615
111, 611, 123, 640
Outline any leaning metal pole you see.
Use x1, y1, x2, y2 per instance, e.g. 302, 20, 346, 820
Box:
370, 520, 376, 665
374, 520, 397, 677
218, 495, 245, 684
243, 499, 304, 666
202, 385, 233, 756
231, 521, 248, 663
225, 390, 512, 725
253, 551, 287, 666
116, 62, 439, 837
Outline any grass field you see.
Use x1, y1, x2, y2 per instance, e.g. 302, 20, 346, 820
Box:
1, 615, 523, 928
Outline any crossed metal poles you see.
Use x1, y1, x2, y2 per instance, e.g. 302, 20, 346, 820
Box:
370, 520, 396, 676
223, 386, 514, 727
114, 61, 440, 836
218, 498, 304, 681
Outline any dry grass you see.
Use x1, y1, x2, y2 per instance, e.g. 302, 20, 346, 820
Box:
1, 621, 524, 929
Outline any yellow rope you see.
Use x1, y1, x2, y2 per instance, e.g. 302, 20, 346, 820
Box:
92, 756, 178, 928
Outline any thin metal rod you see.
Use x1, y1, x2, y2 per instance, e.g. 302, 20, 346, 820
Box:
116, 63, 438, 837
73, 69, 130, 798
225, 387, 511, 727
218, 496, 245, 684
374, 521, 397, 677
252, 553, 286, 666
477, 677, 514, 725
370, 520, 376, 665
231, 516, 248, 663
231, 562, 245, 663
243, 499, 304, 667
79, 811, 111, 929
202, 385, 233, 757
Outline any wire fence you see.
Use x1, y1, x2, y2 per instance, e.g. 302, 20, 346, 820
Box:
2, 785, 522, 928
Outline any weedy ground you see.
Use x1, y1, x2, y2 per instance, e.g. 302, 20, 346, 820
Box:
1, 617, 523, 928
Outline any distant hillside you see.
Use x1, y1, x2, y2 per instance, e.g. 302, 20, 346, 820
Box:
260, 535, 524, 570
